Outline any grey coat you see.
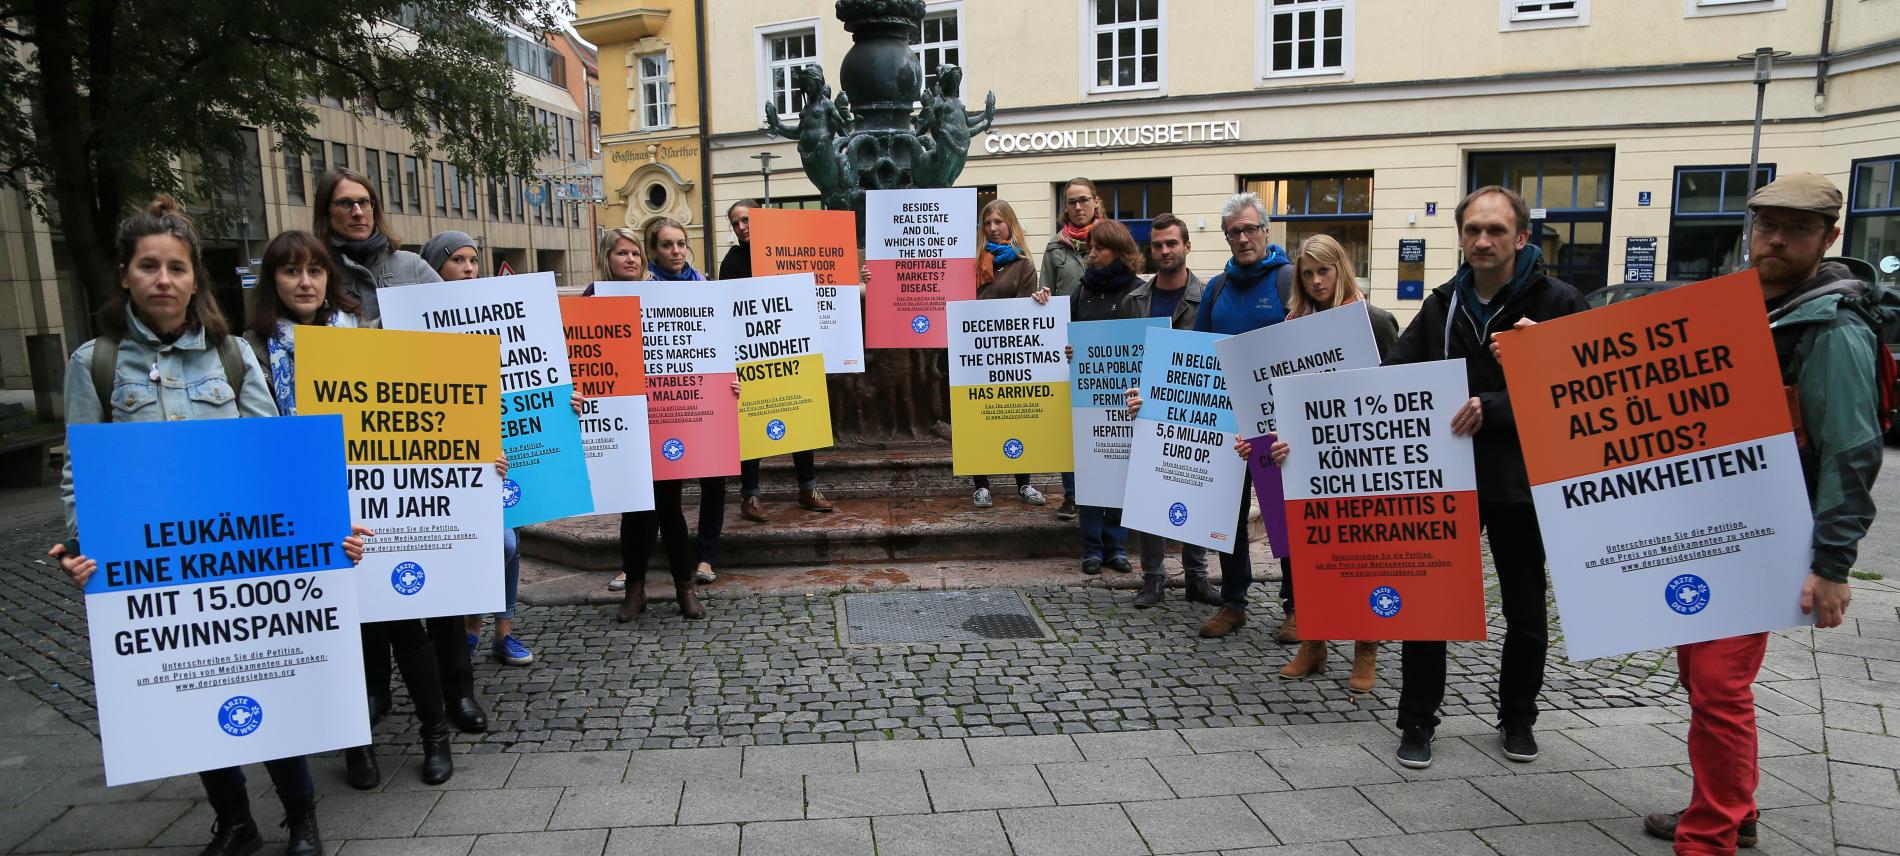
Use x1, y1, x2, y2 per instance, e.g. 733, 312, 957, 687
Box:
1119, 271, 1206, 330
335, 247, 441, 323
1040, 234, 1088, 299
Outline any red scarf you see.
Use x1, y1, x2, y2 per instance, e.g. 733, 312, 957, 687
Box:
1060, 220, 1095, 255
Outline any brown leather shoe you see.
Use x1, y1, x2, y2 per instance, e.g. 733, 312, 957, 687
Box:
1348, 641, 1379, 692
615, 583, 646, 623
1280, 640, 1328, 678
798, 489, 835, 512
1276, 610, 1300, 644
740, 495, 769, 522
1199, 607, 1247, 638
676, 582, 706, 619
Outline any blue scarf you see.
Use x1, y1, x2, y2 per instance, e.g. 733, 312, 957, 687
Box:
1452, 244, 1543, 332
266, 313, 359, 417
985, 242, 1020, 266
651, 261, 705, 282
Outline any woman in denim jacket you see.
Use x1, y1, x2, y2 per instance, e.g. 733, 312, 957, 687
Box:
49, 198, 369, 856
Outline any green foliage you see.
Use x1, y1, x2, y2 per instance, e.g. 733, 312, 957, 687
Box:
0, 0, 565, 308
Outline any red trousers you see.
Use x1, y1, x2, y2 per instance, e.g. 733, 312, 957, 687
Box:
1675, 632, 1769, 856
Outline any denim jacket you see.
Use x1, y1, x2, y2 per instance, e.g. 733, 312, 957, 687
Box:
60, 308, 276, 536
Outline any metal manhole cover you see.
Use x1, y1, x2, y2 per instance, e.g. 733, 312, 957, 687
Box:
842, 590, 1053, 644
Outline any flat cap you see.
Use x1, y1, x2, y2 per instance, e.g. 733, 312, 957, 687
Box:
1746, 172, 1843, 218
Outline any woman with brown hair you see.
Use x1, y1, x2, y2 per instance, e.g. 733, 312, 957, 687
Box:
1040, 178, 1101, 521
311, 167, 439, 322
1246, 234, 1399, 692
1071, 218, 1142, 575
50, 199, 373, 856
970, 199, 1049, 509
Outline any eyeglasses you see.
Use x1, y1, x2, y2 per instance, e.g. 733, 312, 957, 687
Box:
1064, 197, 1095, 208
330, 197, 375, 213
1223, 223, 1264, 241
1750, 217, 1823, 238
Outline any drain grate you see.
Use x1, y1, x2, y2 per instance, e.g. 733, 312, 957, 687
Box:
842, 590, 1053, 644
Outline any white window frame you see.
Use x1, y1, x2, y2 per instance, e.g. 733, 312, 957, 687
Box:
639, 51, 674, 131
912, 1, 964, 99
1499, 0, 1589, 31
1684, 0, 1785, 17
1078, 0, 1166, 97
1256, 0, 1354, 83
756, 18, 822, 126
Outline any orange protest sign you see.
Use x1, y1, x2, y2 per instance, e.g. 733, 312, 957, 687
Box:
1495, 269, 1790, 486
749, 208, 860, 286
560, 296, 646, 398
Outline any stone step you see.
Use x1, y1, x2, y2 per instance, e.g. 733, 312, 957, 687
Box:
682, 445, 1062, 501
519, 495, 1269, 570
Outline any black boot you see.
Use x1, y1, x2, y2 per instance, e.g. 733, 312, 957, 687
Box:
1184, 575, 1221, 605
443, 670, 487, 733
343, 745, 380, 790
1134, 576, 1165, 608
420, 725, 455, 785
279, 796, 321, 856
367, 692, 391, 727
199, 807, 262, 856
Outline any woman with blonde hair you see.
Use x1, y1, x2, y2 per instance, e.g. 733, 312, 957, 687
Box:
969, 199, 1048, 508
1262, 234, 1399, 691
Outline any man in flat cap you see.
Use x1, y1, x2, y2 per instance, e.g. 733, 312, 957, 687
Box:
1646, 172, 1884, 854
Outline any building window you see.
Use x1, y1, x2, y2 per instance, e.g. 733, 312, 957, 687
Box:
1469, 149, 1615, 294
489, 180, 501, 222
285, 150, 306, 206
432, 161, 447, 214
1088, 0, 1161, 93
403, 156, 421, 213
505, 34, 565, 85
363, 148, 381, 202
386, 152, 404, 212
639, 53, 674, 130
1668, 165, 1774, 281
1500, 0, 1588, 30
500, 178, 513, 221
1683, 0, 1785, 18
331, 143, 349, 171
910, 7, 961, 96
308, 141, 327, 192
1244, 173, 1373, 284
1262, 0, 1350, 79
761, 25, 819, 117
565, 117, 577, 160
1848, 155, 1900, 289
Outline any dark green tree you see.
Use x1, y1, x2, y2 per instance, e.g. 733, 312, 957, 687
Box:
0, 0, 563, 319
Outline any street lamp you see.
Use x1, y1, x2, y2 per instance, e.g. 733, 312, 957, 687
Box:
751, 152, 780, 206
1739, 46, 1791, 253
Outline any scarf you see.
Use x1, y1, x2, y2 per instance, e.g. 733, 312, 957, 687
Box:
266, 312, 359, 417
977, 241, 1020, 285
1452, 243, 1543, 333
1080, 260, 1137, 294
651, 261, 705, 282
1059, 220, 1094, 255
1289, 283, 1362, 319
329, 233, 390, 267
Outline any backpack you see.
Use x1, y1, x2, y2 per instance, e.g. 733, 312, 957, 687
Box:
1200, 262, 1295, 328
90, 335, 247, 422
1774, 279, 1900, 435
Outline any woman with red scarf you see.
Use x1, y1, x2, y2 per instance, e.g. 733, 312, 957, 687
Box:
1040, 177, 1100, 521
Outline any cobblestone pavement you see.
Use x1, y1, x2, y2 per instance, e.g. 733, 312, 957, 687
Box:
4, 498, 1898, 854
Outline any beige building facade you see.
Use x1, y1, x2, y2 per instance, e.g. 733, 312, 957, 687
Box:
0, 23, 598, 410
698, 0, 1900, 323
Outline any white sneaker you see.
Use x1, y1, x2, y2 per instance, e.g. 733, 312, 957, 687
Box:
1018, 485, 1047, 506
695, 562, 716, 584
973, 487, 994, 508
607, 572, 627, 592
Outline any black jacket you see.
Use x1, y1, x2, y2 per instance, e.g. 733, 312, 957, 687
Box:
719, 242, 751, 280
1387, 265, 1589, 505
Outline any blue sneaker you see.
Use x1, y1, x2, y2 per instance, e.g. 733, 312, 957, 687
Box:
494, 635, 534, 666
465, 632, 479, 658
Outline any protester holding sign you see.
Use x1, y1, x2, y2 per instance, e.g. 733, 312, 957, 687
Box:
592, 227, 660, 594
313, 168, 440, 324
49, 198, 364, 856
1117, 214, 1213, 608
1638, 174, 1879, 854
723, 200, 837, 523
1042, 178, 1101, 522
649, 217, 733, 587
970, 199, 1050, 508
1266, 235, 1400, 687
1069, 220, 1145, 574
1377, 185, 1588, 770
